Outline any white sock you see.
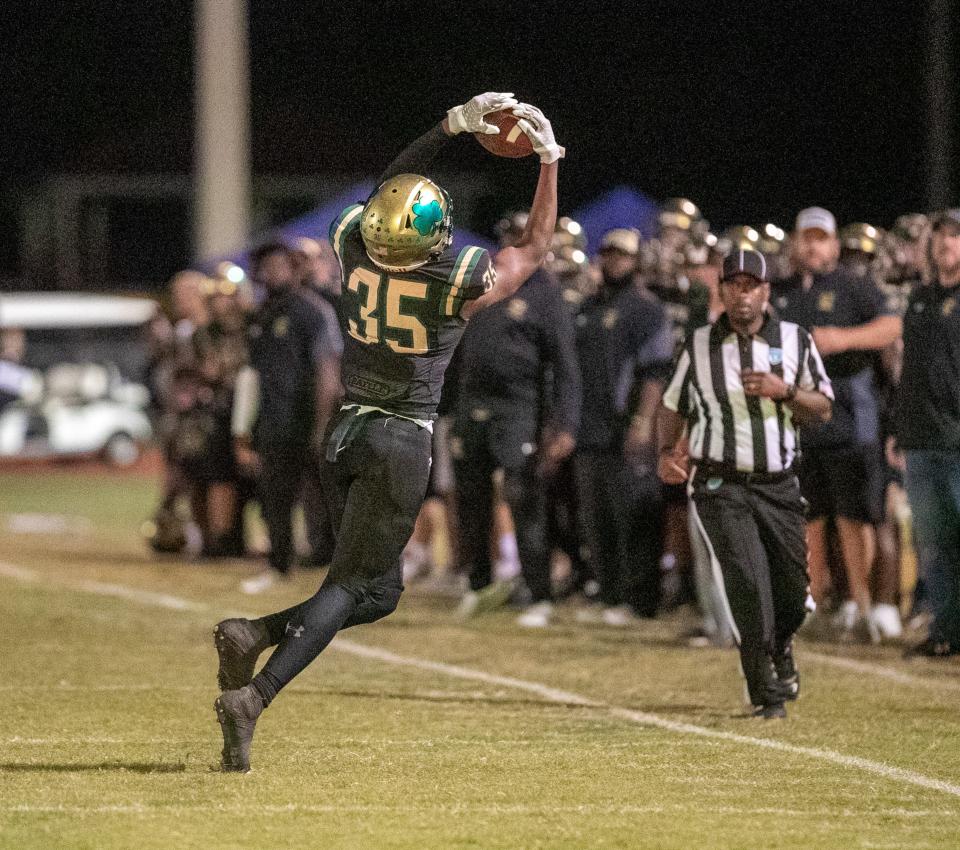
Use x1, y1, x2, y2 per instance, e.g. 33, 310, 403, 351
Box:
494, 533, 520, 580
403, 540, 430, 568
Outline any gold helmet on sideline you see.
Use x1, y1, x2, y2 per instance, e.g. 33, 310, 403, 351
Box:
757, 223, 786, 256
360, 173, 453, 272
717, 225, 760, 255
839, 222, 881, 255
658, 198, 702, 232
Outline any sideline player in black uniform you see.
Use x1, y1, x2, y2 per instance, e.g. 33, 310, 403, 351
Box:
211, 93, 564, 772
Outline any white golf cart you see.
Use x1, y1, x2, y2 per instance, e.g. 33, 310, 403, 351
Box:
0, 293, 157, 466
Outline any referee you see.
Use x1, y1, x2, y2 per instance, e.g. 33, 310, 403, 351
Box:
657, 249, 834, 718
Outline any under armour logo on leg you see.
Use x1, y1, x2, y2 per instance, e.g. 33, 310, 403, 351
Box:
285, 622, 305, 638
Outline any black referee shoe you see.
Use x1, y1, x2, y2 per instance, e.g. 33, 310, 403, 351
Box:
752, 702, 787, 720
214, 618, 267, 691
773, 643, 800, 701
215, 685, 264, 773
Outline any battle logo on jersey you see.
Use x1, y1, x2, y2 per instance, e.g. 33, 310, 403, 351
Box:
482, 263, 497, 293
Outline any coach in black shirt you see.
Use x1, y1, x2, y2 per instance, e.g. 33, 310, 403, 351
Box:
897, 209, 960, 657
658, 249, 833, 718
771, 207, 901, 640
234, 242, 343, 593
453, 263, 581, 627
576, 228, 674, 622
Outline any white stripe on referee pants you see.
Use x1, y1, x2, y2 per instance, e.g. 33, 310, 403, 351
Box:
686, 467, 741, 646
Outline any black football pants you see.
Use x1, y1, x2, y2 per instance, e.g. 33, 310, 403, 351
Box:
252, 410, 432, 705
689, 469, 809, 706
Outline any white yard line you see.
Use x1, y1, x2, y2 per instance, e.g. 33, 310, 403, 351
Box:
0, 803, 954, 817
3, 561, 960, 799
332, 639, 960, 799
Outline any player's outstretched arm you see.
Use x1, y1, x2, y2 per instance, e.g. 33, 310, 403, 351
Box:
377, 92, 518, 185
461, 105, 562, 321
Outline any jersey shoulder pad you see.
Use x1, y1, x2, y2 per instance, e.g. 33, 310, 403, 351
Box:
329, 204, 364, 259
435, 245, 496, 318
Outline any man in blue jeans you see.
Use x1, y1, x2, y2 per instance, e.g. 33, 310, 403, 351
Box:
897, 208, 960, 658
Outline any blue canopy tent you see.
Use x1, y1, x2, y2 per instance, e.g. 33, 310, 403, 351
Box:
200, 180, 496, 274
571, 185, 660, 254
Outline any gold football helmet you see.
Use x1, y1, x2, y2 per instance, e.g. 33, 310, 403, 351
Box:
757, 223, 786, 255
360, 174, 453, 272
839, 222, 881, 255
658, 198, 703, 232
718, 225, 760, 254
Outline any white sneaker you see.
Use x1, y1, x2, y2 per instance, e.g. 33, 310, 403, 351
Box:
241, 571, 278, 595
601, 604, 638, 627
455, 591, 480, 621
517, 601, 553, 628
871, 603, 903, 640
832, 600, 860, 632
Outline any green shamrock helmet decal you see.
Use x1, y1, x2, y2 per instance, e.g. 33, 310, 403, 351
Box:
411, 199, 444, 236
360, 174, 453, 271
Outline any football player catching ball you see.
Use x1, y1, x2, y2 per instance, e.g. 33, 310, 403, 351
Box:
213, 92, 564, 772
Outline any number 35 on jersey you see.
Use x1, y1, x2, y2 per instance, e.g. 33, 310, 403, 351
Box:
330, 203, 496, 357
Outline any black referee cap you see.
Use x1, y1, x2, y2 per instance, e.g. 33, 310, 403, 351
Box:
721, 248, 768, 283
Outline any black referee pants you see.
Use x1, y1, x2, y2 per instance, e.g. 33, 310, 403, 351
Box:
689, 469, 809, 706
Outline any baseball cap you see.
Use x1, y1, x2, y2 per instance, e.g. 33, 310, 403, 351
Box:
721, 248, 768, 283
600, 228, 641, 256
294, 236, 323, 256
932, 208, 960, 231
795, 207, 837, 236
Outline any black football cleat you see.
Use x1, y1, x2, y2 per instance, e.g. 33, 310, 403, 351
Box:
214, 618, 266, 691
752, 702, 787, 720
773, 643, 800, 701
215, 685, 264, 773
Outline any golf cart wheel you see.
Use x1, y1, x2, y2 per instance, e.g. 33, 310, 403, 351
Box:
104, 432, 140, 467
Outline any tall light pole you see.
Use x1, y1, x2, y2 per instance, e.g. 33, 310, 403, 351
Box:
924, 0, 955, 210
194, 0, 250, 260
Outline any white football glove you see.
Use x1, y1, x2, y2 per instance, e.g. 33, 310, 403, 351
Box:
447, 92, 519, 135
511, 103, 565, 164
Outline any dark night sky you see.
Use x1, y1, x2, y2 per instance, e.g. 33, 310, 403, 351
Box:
4, 0, 959, 233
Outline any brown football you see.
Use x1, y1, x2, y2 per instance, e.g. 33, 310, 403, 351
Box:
474, 109, 535, 158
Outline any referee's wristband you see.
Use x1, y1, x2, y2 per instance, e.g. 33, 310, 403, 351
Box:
783, 384, 798, 402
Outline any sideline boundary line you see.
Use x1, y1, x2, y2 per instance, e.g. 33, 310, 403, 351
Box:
3, 561, 960, 799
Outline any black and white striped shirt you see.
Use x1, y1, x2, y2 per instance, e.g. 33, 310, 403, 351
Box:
662, 312, 834, 473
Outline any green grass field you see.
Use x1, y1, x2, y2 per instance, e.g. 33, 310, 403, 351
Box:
2, 469, 960, 849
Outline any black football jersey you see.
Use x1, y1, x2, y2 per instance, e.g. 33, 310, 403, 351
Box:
330, 204, 495, 418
